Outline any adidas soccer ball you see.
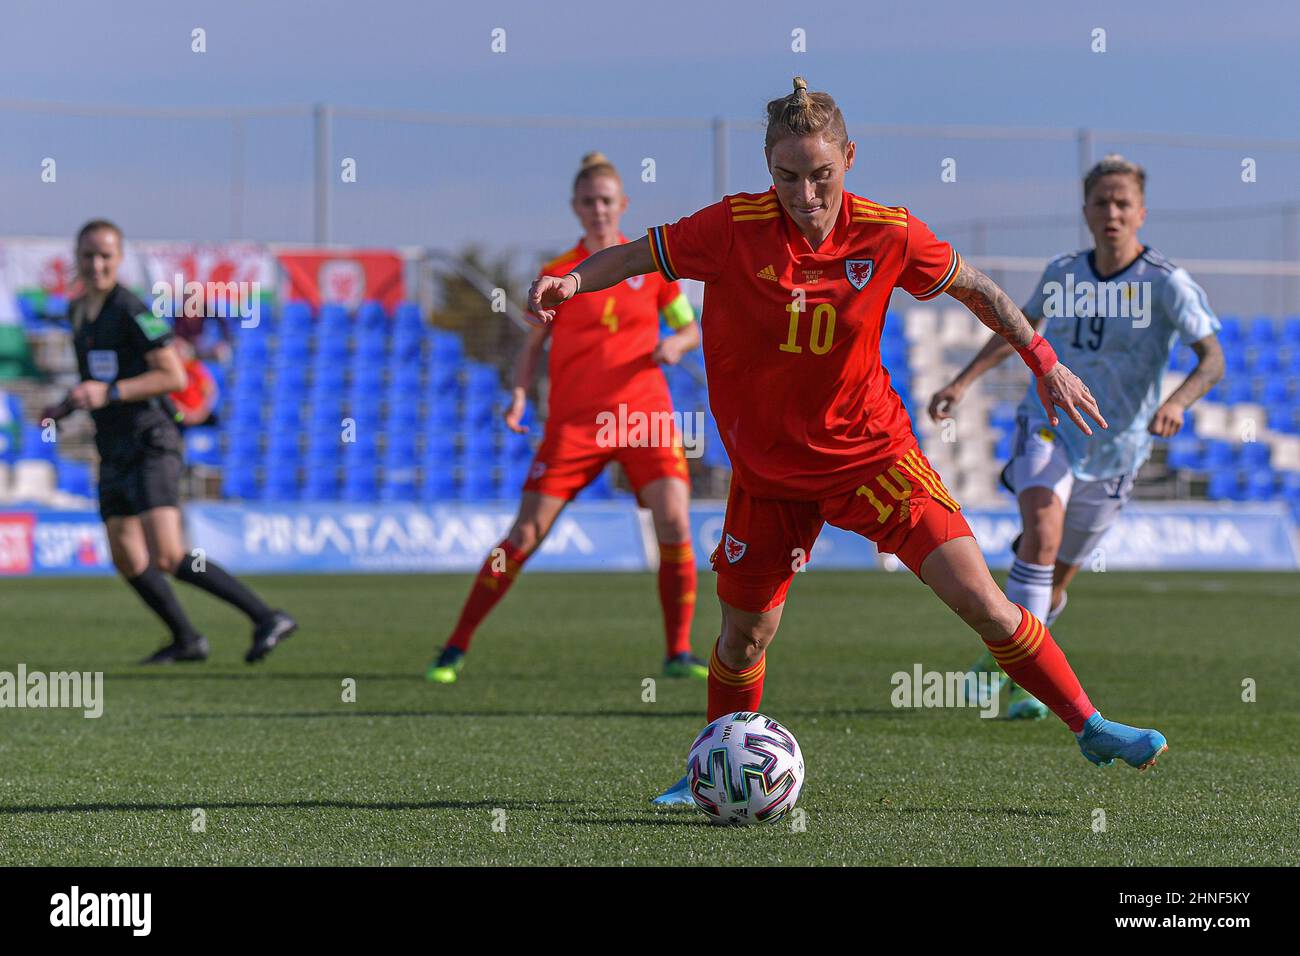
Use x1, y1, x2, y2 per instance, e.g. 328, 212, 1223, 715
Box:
686, 711, 805, 825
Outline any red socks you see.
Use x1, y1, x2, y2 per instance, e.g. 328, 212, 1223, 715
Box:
984, 605, 1096, 731
657, 541, 697, 658
707, 639, 765, 721
446, 539, 529, 652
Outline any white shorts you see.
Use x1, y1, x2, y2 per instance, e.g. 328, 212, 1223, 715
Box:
1003, 420, 1135, 566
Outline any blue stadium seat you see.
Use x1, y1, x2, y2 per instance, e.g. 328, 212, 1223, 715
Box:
419, 461, 457, 500
430, 330, 464, 365
316, 332, 349, 363
460, 401, 494, 429
383, 430, 418, 463
1244, 469, 1277, 500
502, 432, 532, 462
390, 330, 422, 365
282, 301, 314, 333
236, 326, 271, 358
1202, 439, 1234, 470
1267, 404, 1297, 434
320, 302, 350, 331
266, 427, 301, 458
1223, 377, 1253, 404
1206, 470, 1239, 501
425, 402, 458, 432
342, 465, 377, 502
1218, 315, 1243, 344
20, 425, 57, 462
185, 427, 222, 466
1255, 377, 1289, 406
222, 464, 259, 499
357, 300, 388, 332
501, 462, 530, 491
1165, 436, 1201, 471
56, 459, 94, 497
303, 466, 340, 501
263, 465, 300, 500
464, 362, 500, 395
1280, 470, 1300, 501
271, 363, 309, 394
1238, 442, 1271, 469
1247, 316, 1277, 347
1222, 349, 1249, 376
222, 423, 262, 462
386, 401, 422, 433
394, 301, 422, 332
355, 337, 388, 368
459, 470, 498, 500
1283, 316, 1300, 344
1248, 346, 1281, 372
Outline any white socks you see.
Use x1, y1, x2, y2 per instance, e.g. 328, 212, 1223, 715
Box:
1006, 558, 1053, 623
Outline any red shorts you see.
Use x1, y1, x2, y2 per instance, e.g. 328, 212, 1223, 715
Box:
710, 446, 974, 612
522, 419, 690, 501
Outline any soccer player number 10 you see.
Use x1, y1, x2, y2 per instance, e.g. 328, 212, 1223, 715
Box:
780, 302, 837, 355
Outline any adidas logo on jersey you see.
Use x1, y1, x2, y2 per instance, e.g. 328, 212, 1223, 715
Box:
756, 265, 779, 282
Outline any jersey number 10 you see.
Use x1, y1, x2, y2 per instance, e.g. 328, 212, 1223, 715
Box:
780, 303, 837, 355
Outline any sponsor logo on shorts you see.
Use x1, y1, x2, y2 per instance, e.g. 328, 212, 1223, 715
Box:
1037, 428, 1055, 442
527, 461, 547, 481
723, 533, 747, 564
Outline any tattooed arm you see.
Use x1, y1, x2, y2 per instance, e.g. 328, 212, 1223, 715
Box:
1149, 334, 1224, 437
944, 261, 1108, 436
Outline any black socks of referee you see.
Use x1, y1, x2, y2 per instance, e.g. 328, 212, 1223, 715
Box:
172, 558, 273, 625
127, 568, 202, 643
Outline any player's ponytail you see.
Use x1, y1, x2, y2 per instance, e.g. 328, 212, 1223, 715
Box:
573, 151, 622, 193
764, 77, 848, 154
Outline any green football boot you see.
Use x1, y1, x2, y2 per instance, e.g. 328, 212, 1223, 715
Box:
1006, 681, 1049, 720
664, 652, 709, 680
425, 646, 465, 684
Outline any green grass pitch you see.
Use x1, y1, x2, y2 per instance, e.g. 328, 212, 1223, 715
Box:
0, 570, 1295, 866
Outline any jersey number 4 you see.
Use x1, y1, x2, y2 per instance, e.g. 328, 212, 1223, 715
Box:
601, 297, 618, 333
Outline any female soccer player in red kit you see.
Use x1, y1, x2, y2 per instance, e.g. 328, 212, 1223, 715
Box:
530, 81, 1168, 799
428, 153, 707, 683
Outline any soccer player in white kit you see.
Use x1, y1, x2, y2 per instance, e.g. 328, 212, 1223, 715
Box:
929, 155, 1226, 718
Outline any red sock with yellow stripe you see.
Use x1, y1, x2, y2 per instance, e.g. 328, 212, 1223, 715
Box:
446, 539, 529, 652
658, 540, 697, 657
707, 640, 765, 722
984, 605, 1096, 731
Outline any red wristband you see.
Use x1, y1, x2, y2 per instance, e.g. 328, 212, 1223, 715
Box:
1016, 333, 1058, 378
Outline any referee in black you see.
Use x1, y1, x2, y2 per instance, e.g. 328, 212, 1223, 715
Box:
42, 219, 297, 664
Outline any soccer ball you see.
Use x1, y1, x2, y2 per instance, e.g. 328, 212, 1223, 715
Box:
686, 711, 805, 825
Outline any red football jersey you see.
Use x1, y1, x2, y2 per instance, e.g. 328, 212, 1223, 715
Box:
542, 236, 684, 426
647, 188, 961, 500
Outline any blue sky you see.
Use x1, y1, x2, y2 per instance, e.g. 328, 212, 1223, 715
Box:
3, 0, 1298, 286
